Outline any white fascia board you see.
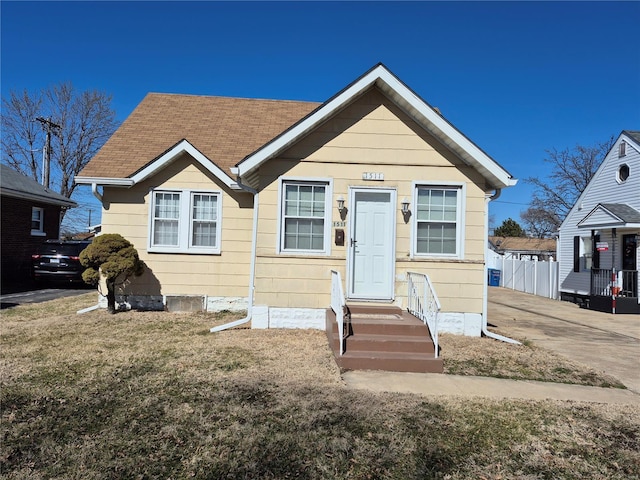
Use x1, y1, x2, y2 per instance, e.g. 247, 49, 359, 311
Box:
237, 66, 386, 177
75, 176, 134, 186
131, 139, 235, 188
374, 70, 516, 189
577, 205, 622, 228
237, 64, 516, 189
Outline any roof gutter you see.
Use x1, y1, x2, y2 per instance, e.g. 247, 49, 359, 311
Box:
210, 170, 257, 332
483, 189, 521, 345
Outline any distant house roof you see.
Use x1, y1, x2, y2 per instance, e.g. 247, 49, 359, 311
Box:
489, 236, 557, 254
0, 164, 77, 208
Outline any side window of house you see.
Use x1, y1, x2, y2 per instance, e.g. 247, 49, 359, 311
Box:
31, 207, 44, 236
149, 189, 221, 254
414, 185, 463, 257
573, 235, 599, 272
280, 180, 330, 254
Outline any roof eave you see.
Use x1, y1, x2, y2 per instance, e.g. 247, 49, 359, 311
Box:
1, 188, 77, 208
77, 139, 239, 189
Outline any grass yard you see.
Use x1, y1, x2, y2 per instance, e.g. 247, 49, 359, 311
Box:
1, 293, 639, 479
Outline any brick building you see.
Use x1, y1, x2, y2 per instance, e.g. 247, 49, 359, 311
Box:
1, 165, 77, 289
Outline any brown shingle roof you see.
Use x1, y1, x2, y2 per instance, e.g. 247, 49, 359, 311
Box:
79, 93, 321, 179
489, 236, 557, 253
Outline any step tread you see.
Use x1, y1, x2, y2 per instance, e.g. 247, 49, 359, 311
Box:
346, 333, 433, 342
338, 350, 437, 360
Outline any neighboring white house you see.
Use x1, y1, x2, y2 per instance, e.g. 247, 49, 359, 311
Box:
558, 130, 640, 314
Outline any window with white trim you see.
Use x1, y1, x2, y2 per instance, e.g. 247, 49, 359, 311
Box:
414, 185, 463, 257
280, 180, 330, 254
31, 207, 44, 235
149, 189, 221, 254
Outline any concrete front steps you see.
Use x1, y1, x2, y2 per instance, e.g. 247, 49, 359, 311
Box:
326, 305, 443, 373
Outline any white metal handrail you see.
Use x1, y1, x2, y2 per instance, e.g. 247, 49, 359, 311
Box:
330, 270, 348, 355
407, 271, 440, 359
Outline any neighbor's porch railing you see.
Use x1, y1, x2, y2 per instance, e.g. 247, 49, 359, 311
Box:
407, 272, 440, 359
591, 269, 639, 297
330, 270, 349, 355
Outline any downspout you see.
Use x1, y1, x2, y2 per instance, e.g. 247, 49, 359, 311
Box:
210, 178, 258, 332
483, 188, 521, 344
91, 183, 103, 205
78, 183, 105, 314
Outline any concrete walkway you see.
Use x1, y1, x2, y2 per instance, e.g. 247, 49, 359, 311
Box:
342, 287, 640, 404
342, 371, 640, 404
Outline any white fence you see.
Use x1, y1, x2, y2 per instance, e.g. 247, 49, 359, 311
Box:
494, 256, 559, 300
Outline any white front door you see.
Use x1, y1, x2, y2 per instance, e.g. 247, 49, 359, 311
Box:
348, 188, 395, 300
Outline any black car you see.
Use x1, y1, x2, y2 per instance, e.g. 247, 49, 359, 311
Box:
32, 240, 92, 285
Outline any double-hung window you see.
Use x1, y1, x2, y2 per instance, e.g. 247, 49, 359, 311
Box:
280, 180, 331, 254
414, 185, 463, 257
31, 207, 45, 236
149, 189, 221, 254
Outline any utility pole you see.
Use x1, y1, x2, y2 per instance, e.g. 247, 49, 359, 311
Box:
35, 117, 61, 188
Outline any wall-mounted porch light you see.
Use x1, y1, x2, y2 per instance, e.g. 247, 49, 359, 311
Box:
401, 197, 410, 215
337, 195, 345, 213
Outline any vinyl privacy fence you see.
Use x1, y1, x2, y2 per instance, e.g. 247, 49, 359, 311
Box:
494, 256, 560, 300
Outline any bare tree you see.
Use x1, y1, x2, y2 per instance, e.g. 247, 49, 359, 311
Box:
523, 137, 614, 234
520, 206, 561, 238
1, 82, 117, 218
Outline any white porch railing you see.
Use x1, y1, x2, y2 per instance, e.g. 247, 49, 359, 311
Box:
407, 272, 440, 359
330, 270, 349, 355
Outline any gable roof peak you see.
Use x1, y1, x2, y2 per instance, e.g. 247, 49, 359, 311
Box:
236, 64, 517, 190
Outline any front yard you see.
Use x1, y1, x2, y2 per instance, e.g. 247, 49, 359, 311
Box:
1, 293, 639, 479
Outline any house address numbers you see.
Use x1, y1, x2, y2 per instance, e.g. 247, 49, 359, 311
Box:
362, 172, 384, 181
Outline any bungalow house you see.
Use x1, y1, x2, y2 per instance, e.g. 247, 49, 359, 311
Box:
76, 64, 517, 369
1, 164, 77, 287
558, 130, 640, 313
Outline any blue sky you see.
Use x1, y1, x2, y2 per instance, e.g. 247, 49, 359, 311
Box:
2, 1, 639, 231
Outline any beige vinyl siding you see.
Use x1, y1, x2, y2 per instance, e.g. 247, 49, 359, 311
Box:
254, 88, 487, 314
101, 154, 253, 297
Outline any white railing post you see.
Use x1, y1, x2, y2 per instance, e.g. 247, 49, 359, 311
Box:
407, 272, 440, 359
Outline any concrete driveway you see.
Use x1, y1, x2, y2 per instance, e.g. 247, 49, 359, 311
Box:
488, 286, 640, 394
0, 287, 92, 309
